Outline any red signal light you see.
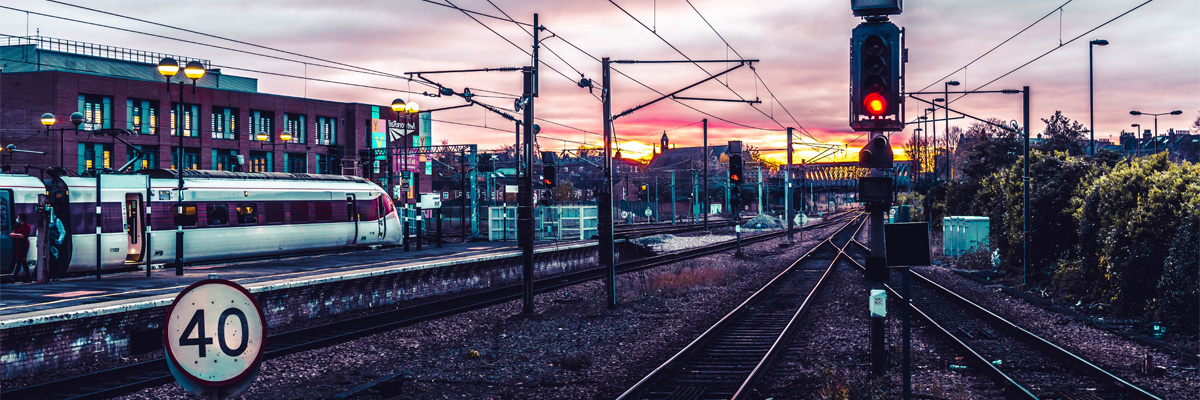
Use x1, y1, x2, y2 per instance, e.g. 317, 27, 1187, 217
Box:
731, 174, 740, 182
543, 178, 552, 185
864, 93, 886, 116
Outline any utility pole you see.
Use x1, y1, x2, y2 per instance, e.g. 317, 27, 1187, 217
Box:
785, 127, 794, 246
518, 13, 540, 315
1022, 86, 1030, 288
756, 165, 763, 215
702, 118, 709, 231
670, 170, 676, 224
600, 57, 616, 309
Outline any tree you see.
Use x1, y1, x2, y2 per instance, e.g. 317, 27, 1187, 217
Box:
1037, 111, 1086, 156
745, 144, 780, 173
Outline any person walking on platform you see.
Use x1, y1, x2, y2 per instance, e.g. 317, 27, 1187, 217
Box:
10, 213, 32, 282
46, 208, 66, 280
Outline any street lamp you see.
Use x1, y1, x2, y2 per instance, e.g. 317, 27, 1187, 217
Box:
40, 112, 84, 170
933, 98, 948, 180
158, 57, 205, 276
1130, 110, 1183, 154
1131, 123, 1142, 156
1089, 39, 1108, 156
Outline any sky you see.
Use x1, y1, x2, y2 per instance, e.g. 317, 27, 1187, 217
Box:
3, 0, 1198, 163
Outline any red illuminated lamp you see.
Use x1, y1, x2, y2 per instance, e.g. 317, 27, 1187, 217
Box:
864, 93, 886, 116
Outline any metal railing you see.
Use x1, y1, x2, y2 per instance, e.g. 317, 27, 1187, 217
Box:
5, 35, 210, 69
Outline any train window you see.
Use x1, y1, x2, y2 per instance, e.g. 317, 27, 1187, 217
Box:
265, 203, 285, 224
237, 203, 258, 224
174, 204, 198, 227
291, 202, 310, 223
207, 204, 229, 226
314, 202, 332, 221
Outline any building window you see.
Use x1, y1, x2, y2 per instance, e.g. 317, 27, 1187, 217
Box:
128, 145, 158, 170
249, 151, 273, 172
170, 147, 201, 170
78, 143, 114, 171
285, 153, 307, 173
285, 113, 306, 144
211, 106, 239, 140
170, 103, 200, 137
213, 149, 239, 171
316, 116, 337, 145
126, 99, 159, 134
249, 110, 274, 141
78, 94, 112, 131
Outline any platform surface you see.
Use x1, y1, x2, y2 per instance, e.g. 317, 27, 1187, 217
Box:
0, 239, 594, 324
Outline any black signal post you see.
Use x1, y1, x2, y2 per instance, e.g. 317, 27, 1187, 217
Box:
850, 2, 903, 386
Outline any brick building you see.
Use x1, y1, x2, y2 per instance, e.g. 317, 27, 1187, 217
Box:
0, 36, 432, 202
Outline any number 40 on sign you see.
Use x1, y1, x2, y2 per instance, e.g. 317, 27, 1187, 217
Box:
164, 279, 267, 399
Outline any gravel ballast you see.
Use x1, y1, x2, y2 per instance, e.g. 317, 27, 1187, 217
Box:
120, 226, 845, 399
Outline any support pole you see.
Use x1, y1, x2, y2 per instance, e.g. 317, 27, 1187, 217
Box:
670, 170, 676, 225
600, 57, 617, 310
175, 80, 185, 276
702, 119, 709, 231
869, 131, 888, 378
1022, 86, 1030, 287
520, 63, 536, 315
786, 127, 794, 246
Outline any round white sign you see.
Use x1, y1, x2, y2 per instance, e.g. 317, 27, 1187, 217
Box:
644, 207, 653, 217
621, 211, 629, 219
165, 279, 266, 395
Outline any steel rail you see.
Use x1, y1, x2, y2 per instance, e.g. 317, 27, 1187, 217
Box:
842, 252, 1163, 399
616, 214, 865, 400
904, 270, 1163, 399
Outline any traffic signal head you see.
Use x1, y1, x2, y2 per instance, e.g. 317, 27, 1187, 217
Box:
850, 21, 903, 131
858, 136, 894, 169
542, 164, 557, 187
729, 154, 744, 184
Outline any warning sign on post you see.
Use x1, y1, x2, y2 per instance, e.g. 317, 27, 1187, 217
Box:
164, 279, 267, 398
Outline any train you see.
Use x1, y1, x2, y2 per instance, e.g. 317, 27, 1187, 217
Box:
1, 169, 403, 278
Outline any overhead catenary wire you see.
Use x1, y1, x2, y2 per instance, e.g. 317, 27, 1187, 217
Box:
0, 4, 439, 91
41, 0, 430, 85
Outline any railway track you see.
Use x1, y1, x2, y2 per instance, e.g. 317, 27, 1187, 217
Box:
891, 269, 1164, 399
616, 214, 866, 400
2, 213, 858, 399
830, 236, 1163, 400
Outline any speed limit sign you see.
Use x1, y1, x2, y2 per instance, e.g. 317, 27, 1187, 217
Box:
164, 279, 267, 398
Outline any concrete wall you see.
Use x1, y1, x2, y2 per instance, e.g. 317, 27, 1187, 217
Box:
0, 244, 596, 380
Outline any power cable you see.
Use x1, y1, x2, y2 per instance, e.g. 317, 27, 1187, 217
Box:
953, 0, 1154, 104
915, 0, 1073, 93
41, 0, 430, 86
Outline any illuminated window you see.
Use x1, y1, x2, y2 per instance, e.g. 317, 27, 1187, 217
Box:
79, 94, 112, 131
212, 107, 238, 140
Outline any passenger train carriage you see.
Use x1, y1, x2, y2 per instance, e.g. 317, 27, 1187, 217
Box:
1, 170, 402, 277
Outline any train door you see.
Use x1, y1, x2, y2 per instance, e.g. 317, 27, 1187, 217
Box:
124, 194, 144, 263
1, 189, 12, 275
346, 194, 358, 245
376, 194, 386, 239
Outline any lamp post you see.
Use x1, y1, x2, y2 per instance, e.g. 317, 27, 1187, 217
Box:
933, 98, 947, 180
944, 81, 960, 179
1131, 123, 1142, 156
40, 112, 84, 172
158, 57, 206, 276
1088, 39, 1108, 156
1130, 110, 1184, 154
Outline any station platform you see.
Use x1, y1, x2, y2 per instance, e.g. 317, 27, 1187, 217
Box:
1, 239, 592, 317
1, 239, 600, 380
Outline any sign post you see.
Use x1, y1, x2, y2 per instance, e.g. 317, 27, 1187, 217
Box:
164, 279, 267, 399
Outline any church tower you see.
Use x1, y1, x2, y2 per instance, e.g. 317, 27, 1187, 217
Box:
660, 131, 669, 153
